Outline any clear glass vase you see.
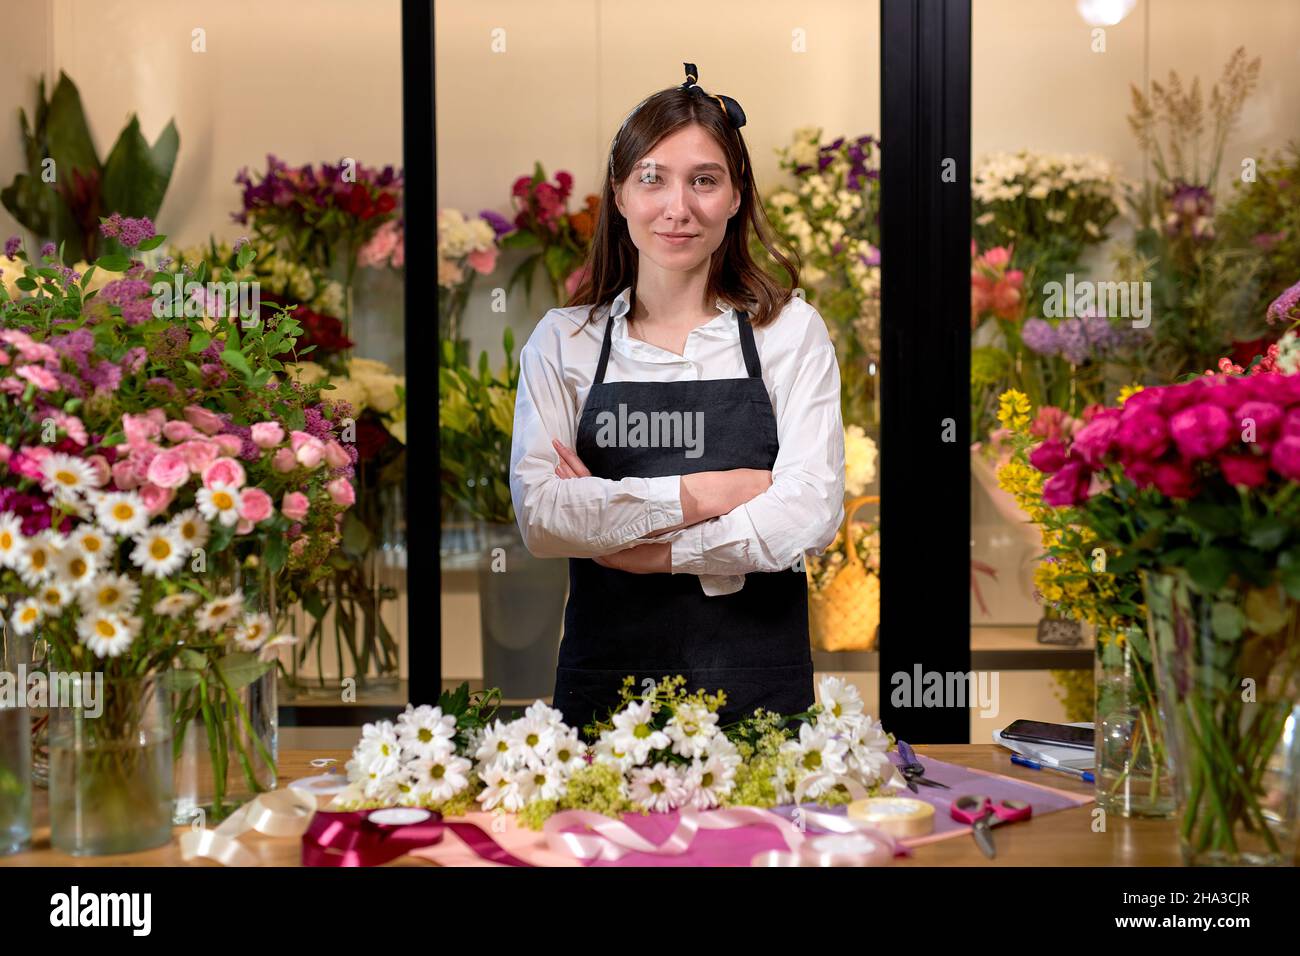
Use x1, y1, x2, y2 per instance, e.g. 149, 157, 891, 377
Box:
1093, 625, 1176, 818
1142, 570, 1300, 866
48, 673, 174, 856
0, 703, 31, 856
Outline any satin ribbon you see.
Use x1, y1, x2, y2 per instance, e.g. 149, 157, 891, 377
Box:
302, 808, 537, 868
544, 772, 907, 867
180, 786, 320, 866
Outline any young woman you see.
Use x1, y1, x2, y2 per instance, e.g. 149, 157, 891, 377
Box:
509, 63, 846, 738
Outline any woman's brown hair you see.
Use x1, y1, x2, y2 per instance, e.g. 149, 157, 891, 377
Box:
565, 82, 800, 331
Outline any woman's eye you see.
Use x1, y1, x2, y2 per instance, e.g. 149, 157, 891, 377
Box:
694, 176, 717, 187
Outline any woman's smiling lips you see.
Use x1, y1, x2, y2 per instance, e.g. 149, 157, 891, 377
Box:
655, 232, 698, 246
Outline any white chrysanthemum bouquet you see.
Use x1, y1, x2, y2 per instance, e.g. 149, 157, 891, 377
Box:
338, 676, 897, 829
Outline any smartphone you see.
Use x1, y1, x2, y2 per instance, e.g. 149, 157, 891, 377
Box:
1001, 719, 1094, 751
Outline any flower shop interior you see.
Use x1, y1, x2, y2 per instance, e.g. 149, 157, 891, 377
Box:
3, 0, 1300, 875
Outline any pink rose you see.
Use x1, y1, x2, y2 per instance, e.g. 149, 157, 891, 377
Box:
122, 411, 163, 446
1270, 435, 1300, 481
326, 477, 356, 507
146, 450, 191, 489
85, 454, 111, 488
1070, 415, 1121, 468
1220, 452, 1271, 488
467, 247, 497, 275
139, 483, 176, 515
1028, 440, 1069, 474
183, 405, 225, 435
112, 459, 141, 490
1113, 411, 1170, 462
162, 420, 201, 443
1169, 403, 1233, 460
1042, 461, 1092, 507
290, 431, 325, 469
250, 422, 285, 448
281, 491, 310, 521
175, 439, 220, 474
202, 457, 247, 490
215, 434, 244, 457
238, 487, 274, 523
127, 444, 159, 482
323, 440, 350, 469
1152, 461, 1198, 499
1233, 401, 1283, 451
272, 448, 297, 473
236, 518, 254, 535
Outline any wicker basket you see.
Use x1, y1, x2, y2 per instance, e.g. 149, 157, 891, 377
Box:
807, 495, 880, 652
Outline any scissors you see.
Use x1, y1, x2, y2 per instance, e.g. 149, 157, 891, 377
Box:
950, 794, 1032, 859
896, 740, 952, 792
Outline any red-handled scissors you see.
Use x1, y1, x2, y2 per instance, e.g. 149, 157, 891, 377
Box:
950, 794, 1032, 859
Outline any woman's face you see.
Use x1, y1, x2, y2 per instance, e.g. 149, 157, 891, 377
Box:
614, 123, 741, 274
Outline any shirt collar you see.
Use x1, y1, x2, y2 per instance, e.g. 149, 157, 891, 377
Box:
608, 285, 736, 335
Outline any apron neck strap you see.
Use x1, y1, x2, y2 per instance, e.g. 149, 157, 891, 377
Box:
593, 306, 762, 385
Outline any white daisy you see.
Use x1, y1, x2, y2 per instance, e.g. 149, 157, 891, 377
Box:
194, 590, 245, 632
665, 701, 719, 759
232, 612, 273, 651
781, 722, 850, 798
550, 729, 588, 774
708, 733, 744, 770
168, 508, 211, 550
9, 597, 42, 636
130, 525, 186, 578
152, 591, 200, 618
36, 581, 72, 614
684, 752, 738, 809
512, 762, 565, 804
350, 721, 402, 781
55, 544, 99, 591
816, 675, 866, 728
196, 483, 241, 527
591, 731, 636, 774
474, 718, 514, 767
609, 700, 670, 765
396, 704, 457, 759
15, 531, 59, 588
409, 752, 472, 803
476, 761, 524, 812
68, 525, 111, 564
629, 763, 688, 813
78, 573, 140, 617
846, 715, 892, 784
76, 612, 139, 658
505, 713, 557, 768
95, 491, 149, 536
523, 700, 567, 727
39, 453, 99, 500
0, 513, 27, 569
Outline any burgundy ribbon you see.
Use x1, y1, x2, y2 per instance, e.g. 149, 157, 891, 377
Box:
302, 809, 536, 868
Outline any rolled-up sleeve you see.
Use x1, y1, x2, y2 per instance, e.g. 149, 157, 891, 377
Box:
669, 334, 845, 578
509, 339, 685, 559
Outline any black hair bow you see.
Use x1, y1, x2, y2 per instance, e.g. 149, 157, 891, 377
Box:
680, 62, 747, 130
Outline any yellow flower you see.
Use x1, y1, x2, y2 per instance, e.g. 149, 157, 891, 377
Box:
1118, 383, 1145, 404
996, 389, 1032, 432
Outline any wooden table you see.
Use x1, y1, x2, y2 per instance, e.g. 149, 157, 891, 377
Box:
2, 745, 1183, 867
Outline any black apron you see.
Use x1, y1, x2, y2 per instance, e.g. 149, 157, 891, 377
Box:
553, 308, 813, 738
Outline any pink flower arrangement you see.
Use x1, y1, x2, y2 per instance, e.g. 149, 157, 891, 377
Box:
971, 243, 1025, 328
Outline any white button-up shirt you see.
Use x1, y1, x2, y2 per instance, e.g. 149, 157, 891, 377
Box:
509, 285, 846, 596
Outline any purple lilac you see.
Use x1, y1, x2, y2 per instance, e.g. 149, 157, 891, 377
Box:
99, 278, 152, 306
100, 214, 156, 248
1266, 279, 1300, 327
39, 242, 55, 259
1020, 318, 1060, 356
3, 236, 20, 258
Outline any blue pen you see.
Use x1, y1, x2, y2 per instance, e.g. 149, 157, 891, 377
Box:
1011, 753, 1095, 784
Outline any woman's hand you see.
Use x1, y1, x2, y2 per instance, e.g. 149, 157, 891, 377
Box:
552, 439, 591, 479
681, 468, 773, 522
593, 541, 671, 573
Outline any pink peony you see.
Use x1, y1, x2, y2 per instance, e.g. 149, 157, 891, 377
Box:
111, 459, 141, 490
1152, 461, 1198, 499
281, 491, 310, 521
272, 448, 297, 473
326, 477, 356, 507
1269, 435, 1300, 481
202, 457, 247, 490
1028, 440, 1069, 474
1070, 415, 1121, 468
238, 487, 274, 523
323, 440, 350, 469
1233, 401, 1283, 451
250, 422, 285, 448
146, 450, 191, 489
290, 431, 326, 469
1168, 403, 1233, 460
162, 420, 201, 443
1042, 461, 1092, 506
1219, 452, 1271, 488
1113, 411, 1170, 462
139, 483, 176, 515
183, 405, 226, 435
175, 439, 221, 474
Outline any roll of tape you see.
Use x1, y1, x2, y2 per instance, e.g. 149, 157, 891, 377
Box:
846, 797, 935, 837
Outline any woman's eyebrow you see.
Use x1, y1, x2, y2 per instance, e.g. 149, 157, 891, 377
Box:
636, 160, 725, 173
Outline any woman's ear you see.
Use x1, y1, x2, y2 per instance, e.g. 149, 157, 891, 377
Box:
612, 181, 624, 218
729, 186, 741, 218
